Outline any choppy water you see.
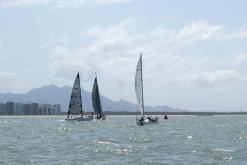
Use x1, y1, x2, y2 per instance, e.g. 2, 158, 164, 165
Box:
1, 115, 247, 165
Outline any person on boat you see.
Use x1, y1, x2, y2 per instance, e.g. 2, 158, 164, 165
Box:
140, 117, 144, 121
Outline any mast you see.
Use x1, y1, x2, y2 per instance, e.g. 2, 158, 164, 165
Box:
78, 73, 83, 115
140, 54, 145, 117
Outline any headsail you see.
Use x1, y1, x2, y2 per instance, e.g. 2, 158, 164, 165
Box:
68, 72, 83, 116
135, 54, 144, 117
92, 77, 103, 115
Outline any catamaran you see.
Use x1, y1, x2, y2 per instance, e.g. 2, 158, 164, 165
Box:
65, 72, 93, 121
135, 54, 159, 125
92, 76, 106, 120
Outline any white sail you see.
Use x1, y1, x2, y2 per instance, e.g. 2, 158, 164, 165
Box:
68, 73, 83, 115
135, 54, 144, 117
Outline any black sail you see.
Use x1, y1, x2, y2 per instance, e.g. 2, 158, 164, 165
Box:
92, 77, 103, 115
68, 72, 83, 116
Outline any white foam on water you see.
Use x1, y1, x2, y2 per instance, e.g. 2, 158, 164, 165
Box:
187, 135, 196, 139
58, 126, 71, 131
115, 148, 129, 155
57, 120, 65, 122
211, 148, 233, 153
98, 141, 119, 146
222, 157, 233, 160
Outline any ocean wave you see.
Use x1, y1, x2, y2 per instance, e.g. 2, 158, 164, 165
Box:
210, 148, 234, 153
222, 157, 233, 160
98, 141, 119, 146
187, 135, 196, 139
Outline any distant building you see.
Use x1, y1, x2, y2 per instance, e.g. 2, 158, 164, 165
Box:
39, 104, 51, 115
13, 103, 23, 115
0, 102, 61, 115
23, 103, 31, 115
6, 102, 14, 115
53, 104, 61, 115
31, 103, 39, 115
0, 103, 6, 115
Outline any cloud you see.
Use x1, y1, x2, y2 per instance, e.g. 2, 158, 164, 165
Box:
234, 26, 247, 39
232, 52, 247, 64
175, 21, 225, 44
0, 72, 16, 80
0, 0, 133, 8
0, 41, 3, 50
0, 72, 27, 93
50, 19, 140, 80
50, 19, 244, 92
194, 70, 243, 87
50, 18, 245, 107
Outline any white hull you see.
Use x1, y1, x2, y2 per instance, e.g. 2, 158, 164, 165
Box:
136, 117, 159, 126
65, 115, 93, 121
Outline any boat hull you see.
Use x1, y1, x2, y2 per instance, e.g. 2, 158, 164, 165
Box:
95, 114, 106, 120
65, 115, 93, 121
136, 117, 159, 126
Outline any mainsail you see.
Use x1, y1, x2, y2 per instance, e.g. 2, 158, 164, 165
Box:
67, 73, 83, 116
92, 77, 103, 115
135, 54, 144, 117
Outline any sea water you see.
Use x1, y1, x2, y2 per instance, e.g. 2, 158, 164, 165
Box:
1, 115, 247, 165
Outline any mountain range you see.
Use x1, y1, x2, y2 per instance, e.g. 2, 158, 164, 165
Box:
0, 85, 186, 112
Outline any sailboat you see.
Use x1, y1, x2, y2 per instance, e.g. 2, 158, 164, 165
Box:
135, 54, 159, 125
92, 76, 106, 120
65, 72, 93, 121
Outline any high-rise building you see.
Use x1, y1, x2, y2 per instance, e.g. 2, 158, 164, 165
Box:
13, 103, 23, 115
52, 104, 61, 115
6, 102, 14, 115
31, 103, 39, 115
0, 102, 61, 115
23, 103, 31, 115
0, 103, 5, 115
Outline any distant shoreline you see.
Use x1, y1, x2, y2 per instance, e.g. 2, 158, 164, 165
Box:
1, 111, 247, 116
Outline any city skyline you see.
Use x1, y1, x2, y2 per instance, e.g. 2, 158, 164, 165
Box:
0, 0, 247, 111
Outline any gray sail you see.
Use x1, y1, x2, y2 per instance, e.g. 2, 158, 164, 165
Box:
135, 54, 144, 117
68, 73, 83, 115
92, 77, 103, 115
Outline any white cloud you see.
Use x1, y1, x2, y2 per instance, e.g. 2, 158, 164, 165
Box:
233, 52, 247, 64
234, 26, 247, 39
48, 18, 247, 110
50, 19, 243, 91
175, 21, 225, 44
0, 0, 133, 8
0, 72, 28, 93
0, 72, 16, 80
194, 70, 243, 86
0, 41, 3, 50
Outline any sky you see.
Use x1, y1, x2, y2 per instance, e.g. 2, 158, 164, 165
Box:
0, 0, 247, 111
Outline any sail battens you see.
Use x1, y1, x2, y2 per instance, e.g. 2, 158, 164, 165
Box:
135, 54, 144, 117
67, 73, 83, 115
92, 77, 103, 116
